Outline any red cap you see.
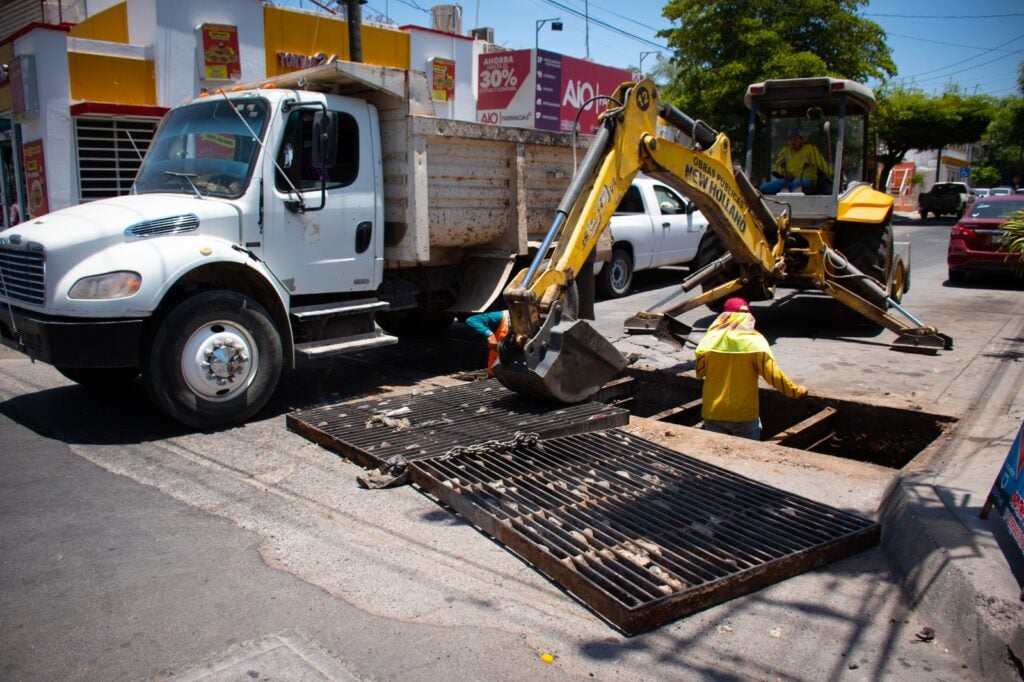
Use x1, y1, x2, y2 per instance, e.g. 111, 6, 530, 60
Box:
723, 297, 750, 312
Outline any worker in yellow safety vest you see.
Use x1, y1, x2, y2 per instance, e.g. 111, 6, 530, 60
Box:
466, 310, 511, 376
694, 297, 808, 440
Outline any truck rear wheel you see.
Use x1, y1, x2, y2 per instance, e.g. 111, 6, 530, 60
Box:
144, 291, 282, 429
835, 222, 893, 308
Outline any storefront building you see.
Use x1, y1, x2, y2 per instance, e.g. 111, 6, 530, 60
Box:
0, 0, 627, 227
0, 0, 424, 225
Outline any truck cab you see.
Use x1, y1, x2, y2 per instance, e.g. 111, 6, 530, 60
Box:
0, 60, 588, 428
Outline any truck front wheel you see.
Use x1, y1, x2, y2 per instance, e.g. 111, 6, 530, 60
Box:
144, 291, 283, 429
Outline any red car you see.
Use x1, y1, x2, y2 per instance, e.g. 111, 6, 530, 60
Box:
947, 195, 1024, 282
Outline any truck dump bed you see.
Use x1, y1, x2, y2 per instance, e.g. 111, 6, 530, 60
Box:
251, 60, 590, 267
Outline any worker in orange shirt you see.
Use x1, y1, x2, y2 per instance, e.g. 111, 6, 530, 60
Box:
465, 310, 511, 376
694, 297, 808, 440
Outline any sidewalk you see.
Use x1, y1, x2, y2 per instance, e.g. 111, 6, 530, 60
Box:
879, 317, 1024, 681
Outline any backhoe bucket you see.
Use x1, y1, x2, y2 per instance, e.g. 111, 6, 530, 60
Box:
494, 317, 627, 404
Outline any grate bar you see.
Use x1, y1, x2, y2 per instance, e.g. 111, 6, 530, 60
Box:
412, 429, 880, 634
287, 380, 629, 470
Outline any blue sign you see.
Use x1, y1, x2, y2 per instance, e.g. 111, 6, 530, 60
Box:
959, 167, 970, 179
987, 420, 1024, 556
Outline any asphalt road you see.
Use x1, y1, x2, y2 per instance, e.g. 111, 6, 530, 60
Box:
1, 216, 1021, 680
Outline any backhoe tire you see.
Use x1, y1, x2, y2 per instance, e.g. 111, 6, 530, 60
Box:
835, 222, 893, 308
596, 248, 634, 298
57, 366, 139, 387
695, 233, 731, 312
375, 310, 455, 338
693, 233, 771, 313
143, 290, 282, 430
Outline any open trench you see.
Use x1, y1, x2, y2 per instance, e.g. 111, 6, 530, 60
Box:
287, 360, 956, 634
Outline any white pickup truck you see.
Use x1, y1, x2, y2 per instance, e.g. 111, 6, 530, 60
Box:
594, 176, 711, 297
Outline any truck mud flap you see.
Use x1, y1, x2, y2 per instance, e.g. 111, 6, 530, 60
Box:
411, 429, 880, 635
493, 317, 628, 404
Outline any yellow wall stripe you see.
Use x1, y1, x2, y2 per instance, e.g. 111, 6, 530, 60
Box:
68, 2, 129, 43
262, 6, 409, 76
69, 53, 156, 105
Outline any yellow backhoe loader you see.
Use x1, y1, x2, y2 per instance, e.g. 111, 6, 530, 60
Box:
494, 77, 952, 404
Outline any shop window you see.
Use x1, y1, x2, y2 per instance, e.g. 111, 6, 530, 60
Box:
275, 109, 359, 192
75, 117, 158, 201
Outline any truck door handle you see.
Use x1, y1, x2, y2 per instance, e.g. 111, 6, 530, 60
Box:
355, 221, 372, 253
662, 222, 671, 228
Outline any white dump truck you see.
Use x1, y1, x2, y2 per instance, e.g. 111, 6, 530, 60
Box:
0, 60, 592, 428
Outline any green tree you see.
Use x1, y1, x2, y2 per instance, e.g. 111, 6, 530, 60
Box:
873, 87, 994, 189
971, 164, 1002, 188
978, 91, 1024, 185
658, 0, 895, 134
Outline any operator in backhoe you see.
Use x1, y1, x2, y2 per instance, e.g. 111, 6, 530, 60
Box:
694, 298, 808, 440
759, 128, 832, 195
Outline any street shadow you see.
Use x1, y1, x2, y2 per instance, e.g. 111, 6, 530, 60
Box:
0, 333, 485, 446
942, 272, 1024, 290
738, 294, 891, 345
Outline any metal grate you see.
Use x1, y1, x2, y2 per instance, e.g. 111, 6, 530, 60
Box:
411, 428, 880, 634
75, 117, 158, 201
286, 379, 630, 470
0, 244, 45, 305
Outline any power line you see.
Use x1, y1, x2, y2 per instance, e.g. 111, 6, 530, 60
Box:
539, 0, 667, 51
894, 49, 1023, 86
863, 12, 1024, 19
887, 31, 1024, 53
895, 33, 1024, 80
572, 0, 663, 35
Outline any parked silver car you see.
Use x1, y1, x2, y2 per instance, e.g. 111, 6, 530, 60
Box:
594, 177, 711, 297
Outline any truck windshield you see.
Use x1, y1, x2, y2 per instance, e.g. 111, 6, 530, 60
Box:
134, 97, 269, 198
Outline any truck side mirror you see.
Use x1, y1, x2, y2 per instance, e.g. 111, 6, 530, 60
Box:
311, 111, 338, 170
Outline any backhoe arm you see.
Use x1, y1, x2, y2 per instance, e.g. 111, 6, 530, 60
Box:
495, 78, 787, 402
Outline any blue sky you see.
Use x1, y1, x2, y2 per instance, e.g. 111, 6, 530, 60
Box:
279, 0, 1023, 97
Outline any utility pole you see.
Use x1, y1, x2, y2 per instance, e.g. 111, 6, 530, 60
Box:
585, 0, 590, 60
346, 0, 364, 62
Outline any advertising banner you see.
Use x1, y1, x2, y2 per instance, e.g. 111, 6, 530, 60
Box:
557, 56, 632, 134
534, 50, 563, 132
200, 24, 241, 81
10, 55, 39, 119
984, 420, 1024, 559
477, 49, 534, 126
22, 140, 48, 219
430, 58, 456, 102
477, 49, 631, 133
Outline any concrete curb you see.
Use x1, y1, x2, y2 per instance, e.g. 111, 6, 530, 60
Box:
881, 473, 1024, 682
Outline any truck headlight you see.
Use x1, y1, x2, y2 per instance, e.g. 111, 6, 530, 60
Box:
68, 271, 142, 299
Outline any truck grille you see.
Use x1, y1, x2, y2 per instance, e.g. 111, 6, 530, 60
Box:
0, 244, 45, 305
